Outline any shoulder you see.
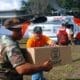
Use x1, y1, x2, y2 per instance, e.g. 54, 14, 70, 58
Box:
42, 35, 48, 38
42, 35, 50, 40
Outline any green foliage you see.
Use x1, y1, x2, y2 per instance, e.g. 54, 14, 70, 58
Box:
58, 0, 80, 11
58, 0, 73, 9
21, 0, 80, 16
21, 0, 53, 15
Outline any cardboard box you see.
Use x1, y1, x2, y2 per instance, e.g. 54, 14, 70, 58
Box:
26, 46, 72, 66
71, 45, 80, 61
59, 46, 72, 65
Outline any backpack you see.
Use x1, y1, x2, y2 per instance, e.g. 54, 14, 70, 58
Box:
57, 30, 69, 45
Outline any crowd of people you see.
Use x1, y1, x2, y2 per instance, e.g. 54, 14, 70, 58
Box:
57, 23, 80, 45
0, 17, 80, 80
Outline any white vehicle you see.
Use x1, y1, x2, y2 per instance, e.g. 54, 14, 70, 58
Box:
26, 16, 79, 42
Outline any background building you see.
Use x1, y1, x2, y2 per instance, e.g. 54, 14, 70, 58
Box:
0, 10, 26, 26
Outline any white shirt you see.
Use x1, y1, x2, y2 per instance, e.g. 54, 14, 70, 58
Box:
66, 28, 73, 35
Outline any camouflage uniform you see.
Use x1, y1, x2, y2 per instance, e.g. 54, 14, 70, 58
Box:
0, 35, 26, 80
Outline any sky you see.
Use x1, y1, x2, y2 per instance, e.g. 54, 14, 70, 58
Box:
0, 0, 26, 11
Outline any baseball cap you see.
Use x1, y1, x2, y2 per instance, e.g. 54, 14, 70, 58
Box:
33, 26, 42, 34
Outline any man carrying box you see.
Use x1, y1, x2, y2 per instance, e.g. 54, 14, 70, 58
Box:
26, 26, 55, 80
0, 19, 53, 80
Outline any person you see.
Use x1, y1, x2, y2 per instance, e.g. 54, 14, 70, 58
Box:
57, 23, 74, 45
0, 19, 53, 80
26, 26, 55, 80
57, 23, 69, 45
74, 32, 80, 45
65, 23, 74, 45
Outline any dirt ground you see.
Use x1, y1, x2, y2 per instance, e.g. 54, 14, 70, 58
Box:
23, 62, 80, 80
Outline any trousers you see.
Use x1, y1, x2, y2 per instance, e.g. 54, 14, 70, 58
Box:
32, 71, 46, 80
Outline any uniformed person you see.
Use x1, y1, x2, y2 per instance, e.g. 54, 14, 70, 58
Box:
0, 18, 53, 80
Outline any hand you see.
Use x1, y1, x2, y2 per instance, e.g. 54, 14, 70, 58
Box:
43, 59, 53, 72
49, 42, 56, 47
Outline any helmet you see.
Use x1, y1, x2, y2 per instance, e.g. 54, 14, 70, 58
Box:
33, 26, 42, 34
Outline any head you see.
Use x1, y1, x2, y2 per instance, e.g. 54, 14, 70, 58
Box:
3, 18, 22, 40
3, 18, 20, 28
65, 23, 73, 29
62, 23, 66, 27
60, 23, 66, 29
33, 26, 43, 39
3, 18, 21, 31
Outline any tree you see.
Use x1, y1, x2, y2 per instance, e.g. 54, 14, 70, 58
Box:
58, 0, 74, 10
21, 0, 52, 15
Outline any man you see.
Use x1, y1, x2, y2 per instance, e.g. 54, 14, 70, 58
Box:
65, 23, 74, 45
26, 26, 55, 47
0, 19, 53, 80
57, 23, 70, 45
26, 26, 55, 80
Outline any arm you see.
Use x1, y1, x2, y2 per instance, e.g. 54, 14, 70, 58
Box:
6, 45, 53, 75
45, 36, 56, 46
15, 60, 52, 75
